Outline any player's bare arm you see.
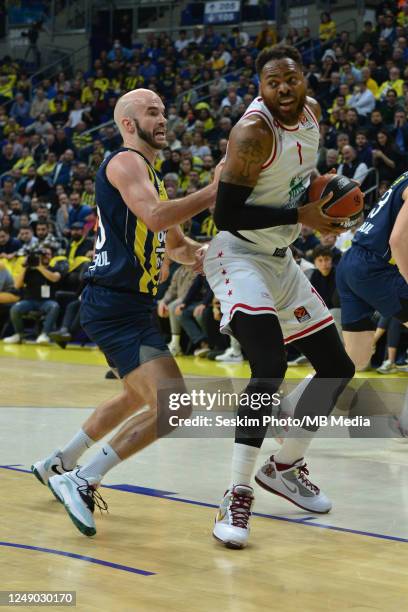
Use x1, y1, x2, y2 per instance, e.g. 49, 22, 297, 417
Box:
220, 116, 272, 187
107, 151, 217, 232
390, 188, 408, 283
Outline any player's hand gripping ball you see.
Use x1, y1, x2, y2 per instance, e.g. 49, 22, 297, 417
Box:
308, 174, 364, 228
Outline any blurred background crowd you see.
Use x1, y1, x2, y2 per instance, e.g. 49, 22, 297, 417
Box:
0, 0, 408, 374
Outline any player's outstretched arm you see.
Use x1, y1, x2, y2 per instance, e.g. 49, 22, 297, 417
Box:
390, 189, 408, 283
165, 225, 203, 266
107, 151, 218, 232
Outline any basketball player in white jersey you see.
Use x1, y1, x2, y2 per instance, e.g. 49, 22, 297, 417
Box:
204, 45, 355, 548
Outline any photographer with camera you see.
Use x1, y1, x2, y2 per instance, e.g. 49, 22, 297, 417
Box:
3, 245, 68, 345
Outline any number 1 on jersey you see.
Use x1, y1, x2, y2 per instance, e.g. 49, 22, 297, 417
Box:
296, 141, 303, 165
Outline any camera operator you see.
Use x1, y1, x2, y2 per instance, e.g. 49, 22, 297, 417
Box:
22, 20, 44, 67
3, 245, 68, 345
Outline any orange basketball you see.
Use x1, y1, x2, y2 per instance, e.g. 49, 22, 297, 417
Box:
308, 174, 364, 228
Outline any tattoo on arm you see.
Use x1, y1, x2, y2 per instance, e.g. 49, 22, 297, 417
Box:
222, 137, 267, 185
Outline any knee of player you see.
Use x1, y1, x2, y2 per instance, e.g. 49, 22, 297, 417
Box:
315, 351, 356, 380
331, 353, 355, 380
251, 355, 287, 381
124, 387, 142, 410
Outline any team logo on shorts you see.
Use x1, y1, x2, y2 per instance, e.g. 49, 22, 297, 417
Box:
294, 306, 311, 323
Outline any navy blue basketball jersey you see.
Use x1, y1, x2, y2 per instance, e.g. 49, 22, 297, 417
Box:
353, 171, 408, 262
86, 147, 168, 296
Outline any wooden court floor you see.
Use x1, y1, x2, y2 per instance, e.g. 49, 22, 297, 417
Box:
1, 345, 408, 611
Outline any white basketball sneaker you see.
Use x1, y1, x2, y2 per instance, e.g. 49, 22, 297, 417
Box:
48, 470, 107, 537
255, 456, 332, 513
31, 450, 72, 486
213, 485, 254, 549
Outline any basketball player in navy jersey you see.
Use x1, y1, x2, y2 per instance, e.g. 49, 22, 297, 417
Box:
336, 171, 408, 434
32, 89, 220, 536
204, 45, 355, 548
337, 171, 408, 367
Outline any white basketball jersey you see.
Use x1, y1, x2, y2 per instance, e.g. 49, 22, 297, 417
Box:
231, 96, 320, 253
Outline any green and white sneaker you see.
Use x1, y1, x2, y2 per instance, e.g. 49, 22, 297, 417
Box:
32, 450, 71, 487
48, 470, 107, 537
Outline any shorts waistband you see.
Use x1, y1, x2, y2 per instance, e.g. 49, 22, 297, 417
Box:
227, 232, 287, 257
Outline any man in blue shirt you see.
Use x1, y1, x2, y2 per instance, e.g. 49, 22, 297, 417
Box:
67, 192, 93, 229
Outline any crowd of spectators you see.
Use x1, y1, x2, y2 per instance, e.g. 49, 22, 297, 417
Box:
1, 2, 408, 372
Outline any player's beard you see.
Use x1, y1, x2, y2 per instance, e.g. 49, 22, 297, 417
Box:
271, 91, 307, 125
134, 119, 167, 150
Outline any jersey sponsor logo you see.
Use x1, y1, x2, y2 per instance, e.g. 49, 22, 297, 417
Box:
294, 306, 311, 323
284, 175, 307, 209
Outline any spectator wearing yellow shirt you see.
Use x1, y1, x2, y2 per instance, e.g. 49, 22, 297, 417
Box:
124, 66, 144, 91
94, 69, 110, 94
12, 146, 34, 175
178, 158, 193, 193
361, 66, 379, 97
319, 12, 337, 43
80, 78, 96, 104
211, 49, 225, 72
49, 93, 68, 113
0, 74, 16, 104
37, 152, 57, 180
398, 4, 408, 27
3, 116, 20, 137
16, 72, 31, 99
255, 21, 277, 50
81, 178, 95, 208
200, 207, 218, 237
199, 154, 215, 186
72, 122, 92, 153
377, 67, 404, 99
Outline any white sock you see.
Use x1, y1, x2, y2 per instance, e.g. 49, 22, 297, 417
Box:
60, 429, 95, 469
171, 334, 180, 347
76, 444, 121, 481
229, 443, 260, 488
281, 374, 313, 417
275, 435, 314, 466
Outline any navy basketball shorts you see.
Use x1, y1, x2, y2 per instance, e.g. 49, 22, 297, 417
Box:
336, 246, 408, 326
80, 285, 171, 378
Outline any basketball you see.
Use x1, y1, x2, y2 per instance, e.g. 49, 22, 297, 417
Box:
307, 174, 364, 228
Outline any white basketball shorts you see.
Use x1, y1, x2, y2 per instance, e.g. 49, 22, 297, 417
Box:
204, 232, 334, 344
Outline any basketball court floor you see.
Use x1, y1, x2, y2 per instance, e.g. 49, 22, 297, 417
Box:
1, 343, 408, 611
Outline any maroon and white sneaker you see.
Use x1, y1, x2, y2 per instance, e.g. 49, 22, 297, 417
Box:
213, 485, 254, 549
255, 456, 332, 513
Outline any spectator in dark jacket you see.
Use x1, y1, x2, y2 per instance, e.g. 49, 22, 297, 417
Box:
173, 275, 213, 356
